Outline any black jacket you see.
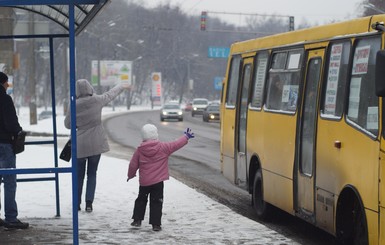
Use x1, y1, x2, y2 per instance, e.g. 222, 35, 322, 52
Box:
0, 85, 22, 144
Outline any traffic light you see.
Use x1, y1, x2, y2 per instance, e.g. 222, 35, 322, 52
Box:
289, 16, 295, 31
200, 11, 207, 31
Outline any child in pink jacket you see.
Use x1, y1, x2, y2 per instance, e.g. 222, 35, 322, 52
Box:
127, 124, 194, 231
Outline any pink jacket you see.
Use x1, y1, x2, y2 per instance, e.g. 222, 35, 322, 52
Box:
127, 135, 188, 186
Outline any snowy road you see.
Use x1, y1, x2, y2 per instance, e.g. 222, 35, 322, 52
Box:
104, 110, 221, 170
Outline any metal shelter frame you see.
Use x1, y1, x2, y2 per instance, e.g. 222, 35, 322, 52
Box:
0, 1, 110, 244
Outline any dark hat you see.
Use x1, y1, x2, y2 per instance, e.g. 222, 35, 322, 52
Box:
0, 72, 8, 84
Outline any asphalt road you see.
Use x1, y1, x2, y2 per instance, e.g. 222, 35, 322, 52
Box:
103, 109, 339, 245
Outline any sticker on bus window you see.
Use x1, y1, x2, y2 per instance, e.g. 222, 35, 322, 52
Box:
289, 85, 298, 109
352, 45, 370, 75
367, 106, 378, 130
287, 53, 301, 69
282, 85, 290, 102
281, 85, 298, 107
348, 77, 361, 118
252, 57, 268, 107
324, 44, 343, 114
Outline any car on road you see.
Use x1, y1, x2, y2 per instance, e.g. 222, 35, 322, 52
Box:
160, 103, 183, 121
202, 103, 220, 122
184, 102, 193, 111
191, 98, 209, 117
38, 110, 52, 120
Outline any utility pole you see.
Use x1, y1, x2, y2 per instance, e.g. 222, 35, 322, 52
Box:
0, 9, 20, 114
0, 8, 15, 77
28, 12, 37, 124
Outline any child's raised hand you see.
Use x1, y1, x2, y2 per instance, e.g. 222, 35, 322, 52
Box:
184, 128, 195, 139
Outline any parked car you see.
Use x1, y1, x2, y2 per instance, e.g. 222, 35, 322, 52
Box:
202, 103, 220, 122
160, 103, 183, 121
184, 102, 193, 111
38, 110, 52, 120
191, 98, 209, 117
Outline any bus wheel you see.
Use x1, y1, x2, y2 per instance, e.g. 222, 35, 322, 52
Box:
353, 206, 368, 245
252, 169, 272, 220
337, 194, 368, 245
350, 200, 368, 245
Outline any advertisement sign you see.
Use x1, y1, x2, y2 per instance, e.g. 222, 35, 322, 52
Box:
91, 60, 133, 87
324, 43, 343, 114
352, 45, 370, 75
151, 72, 162, 106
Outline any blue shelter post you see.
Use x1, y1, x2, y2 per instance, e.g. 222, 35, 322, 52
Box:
68, 1, 79, 244
0, 1, 110, 244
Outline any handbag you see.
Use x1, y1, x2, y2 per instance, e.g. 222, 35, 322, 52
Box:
12, 131, 27, 154
59, 139, 72, 162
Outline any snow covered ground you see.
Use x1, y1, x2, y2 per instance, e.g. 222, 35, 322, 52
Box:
0, 106, 301, 244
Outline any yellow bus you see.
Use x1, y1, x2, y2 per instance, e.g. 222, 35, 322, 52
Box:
220, 15, 385, 245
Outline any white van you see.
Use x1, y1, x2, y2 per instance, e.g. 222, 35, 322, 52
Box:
191, 98, 209, 117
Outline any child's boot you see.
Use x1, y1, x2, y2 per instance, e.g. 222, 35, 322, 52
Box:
152, 225, 161, 231
131, 220, 141, 227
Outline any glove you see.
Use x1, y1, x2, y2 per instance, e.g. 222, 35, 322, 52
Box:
184, 128, 195, 139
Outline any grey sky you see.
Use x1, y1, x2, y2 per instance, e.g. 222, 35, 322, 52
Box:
132, 0, 364, 27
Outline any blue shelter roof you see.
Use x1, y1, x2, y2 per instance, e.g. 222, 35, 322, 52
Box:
0, 0, 110, 35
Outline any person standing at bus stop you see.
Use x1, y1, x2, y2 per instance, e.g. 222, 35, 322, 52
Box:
127, 124, 195, 231
0, 72, 29, 229
65, 79, 131, 212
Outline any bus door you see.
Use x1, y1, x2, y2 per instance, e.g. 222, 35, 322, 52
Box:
235, 58, 253, 187
295, 49, 324, 221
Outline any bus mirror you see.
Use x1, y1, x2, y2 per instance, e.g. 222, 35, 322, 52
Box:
375, 50, 385, 97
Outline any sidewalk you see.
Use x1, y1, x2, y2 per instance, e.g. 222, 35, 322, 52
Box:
0, 106, 301, 244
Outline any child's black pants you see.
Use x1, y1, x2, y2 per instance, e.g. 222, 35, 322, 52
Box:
132, 181, 164, 225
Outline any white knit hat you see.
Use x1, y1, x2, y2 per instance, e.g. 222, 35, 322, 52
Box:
141, 124, 159, 141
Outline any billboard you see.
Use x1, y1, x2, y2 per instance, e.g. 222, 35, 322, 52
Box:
91, 60, 133, 87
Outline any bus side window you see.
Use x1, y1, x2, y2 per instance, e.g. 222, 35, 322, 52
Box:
266, 74, 285, 109
226, 55, 242, 107
265, 49, 302, 112
271, 52, 286, 69
347, 36, 381, 136
321, 41, 351, 118
250, 51, 269, 109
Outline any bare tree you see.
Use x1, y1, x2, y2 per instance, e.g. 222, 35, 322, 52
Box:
361, 0, 385, 16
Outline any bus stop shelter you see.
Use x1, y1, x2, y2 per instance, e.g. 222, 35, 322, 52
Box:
0, 1, 110, 244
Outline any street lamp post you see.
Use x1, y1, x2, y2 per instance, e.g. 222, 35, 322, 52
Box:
36, 45, 50, 110
84, 19, 121, 94
127, 56, 143, 109
179, 54, 199, 104
116, 43, 143, 109
179, 59, 190, 104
